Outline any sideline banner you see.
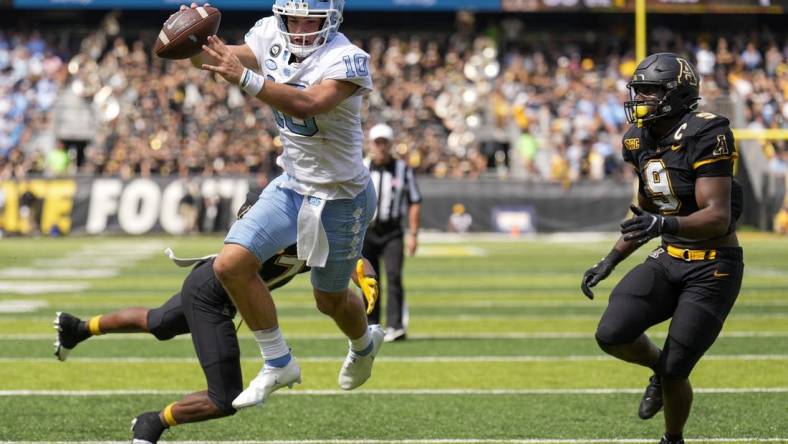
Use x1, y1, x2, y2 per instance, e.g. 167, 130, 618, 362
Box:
1, 176, 251, 236
0, 176, 636, 235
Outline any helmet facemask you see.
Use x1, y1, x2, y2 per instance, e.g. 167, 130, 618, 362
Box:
273, 0, 343, 59
625, 80, 699, 128
624, 82, 668, 127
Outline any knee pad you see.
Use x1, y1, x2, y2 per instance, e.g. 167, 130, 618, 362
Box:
206, 364, 242, 415
595, 325, 620, 348
595, 318, 637, 348
147, 304, 184, 341
656, 336, 701, 379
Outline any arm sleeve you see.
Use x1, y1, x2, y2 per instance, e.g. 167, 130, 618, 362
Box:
691, 119, 736, 177
321, 49, 373, 96
636, 173, 646, 197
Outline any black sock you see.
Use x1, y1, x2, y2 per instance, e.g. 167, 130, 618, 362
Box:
77, 321, 90, 338
664, 432, 684, 443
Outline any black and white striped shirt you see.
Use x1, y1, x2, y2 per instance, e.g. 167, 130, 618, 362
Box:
366, 158, 422, 232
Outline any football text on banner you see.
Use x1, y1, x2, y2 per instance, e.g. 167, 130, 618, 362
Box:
0, 179, 76, 236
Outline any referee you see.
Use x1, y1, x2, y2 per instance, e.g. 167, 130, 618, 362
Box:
363, 123, 422, 343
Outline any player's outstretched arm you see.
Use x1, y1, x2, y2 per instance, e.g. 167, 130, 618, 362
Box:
580, 235, 641, 300
253, 77, 358, 120
200, 35, 357, 119
580, 194, 649, 300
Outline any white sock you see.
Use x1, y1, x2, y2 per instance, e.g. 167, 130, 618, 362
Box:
253, 327, 290, 363
349, 327, 372, 354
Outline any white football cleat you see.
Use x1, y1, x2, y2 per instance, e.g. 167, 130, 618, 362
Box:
383, 327, 407, 343
232, 358, 301, 409
338, 324, 384, 390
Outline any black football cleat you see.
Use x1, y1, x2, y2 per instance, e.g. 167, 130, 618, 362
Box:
131, 411, 167, 444
659, 433, 684, 444
53, 312, 91, 361
638, 374, 663, 419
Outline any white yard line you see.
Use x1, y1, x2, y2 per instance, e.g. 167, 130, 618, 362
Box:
0, 268, 118, 279
2, 440, 788, 444
0, 282, 89, 295
0, 241, 165, 294
5, 314, 788, 323
3, 331, 788, 341
418, 232, 619, 244
0, 300, 48, 313
2, 354, 788, 364
2, 388, 787, 396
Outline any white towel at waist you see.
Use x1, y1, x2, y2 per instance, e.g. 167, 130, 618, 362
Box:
164, 247, 217, 268
297, 195, 329, 268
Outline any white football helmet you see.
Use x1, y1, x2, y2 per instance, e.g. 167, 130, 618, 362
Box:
273, 0, 344, 59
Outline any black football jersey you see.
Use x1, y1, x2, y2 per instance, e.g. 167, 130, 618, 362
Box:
621, 111, 743, 245
257, 244, 309, 291
199, 244, 308, 305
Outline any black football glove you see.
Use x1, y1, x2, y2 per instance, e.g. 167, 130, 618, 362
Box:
620, 205, 679, 245
581, 249, 623, 300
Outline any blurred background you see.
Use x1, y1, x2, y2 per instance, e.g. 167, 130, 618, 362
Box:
0, 0, 786, 237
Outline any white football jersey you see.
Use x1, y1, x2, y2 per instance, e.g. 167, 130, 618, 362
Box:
245, 16, 373, 200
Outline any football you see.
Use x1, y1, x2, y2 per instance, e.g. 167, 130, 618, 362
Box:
153, 5, 221, 60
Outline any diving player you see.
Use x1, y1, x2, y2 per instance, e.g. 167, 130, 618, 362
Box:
54, 197, 379, 444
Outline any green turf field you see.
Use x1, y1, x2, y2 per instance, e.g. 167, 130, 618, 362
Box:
0, 233, 786, 443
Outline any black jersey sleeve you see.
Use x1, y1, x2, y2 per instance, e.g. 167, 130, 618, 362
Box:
259, 244, 309, 291
621, 129, 641, 169
690, 116, 736, 177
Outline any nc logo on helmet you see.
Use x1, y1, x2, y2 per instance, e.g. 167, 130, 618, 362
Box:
676, 58, 698, 87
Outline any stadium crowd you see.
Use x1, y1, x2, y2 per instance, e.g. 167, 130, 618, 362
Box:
1, 17, 787, 184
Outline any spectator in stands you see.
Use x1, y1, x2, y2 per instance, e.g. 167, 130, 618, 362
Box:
179, 182, 200, 235
741, 42, 763, 70
1, 24, 787, 186
45, 141, 70, 176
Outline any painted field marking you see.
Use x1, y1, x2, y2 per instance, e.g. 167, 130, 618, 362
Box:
2, 388, 787, 396
1, 355, 788, 364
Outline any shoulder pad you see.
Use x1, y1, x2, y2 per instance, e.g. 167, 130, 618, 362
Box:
683, 112, 730, 139
622, 126, 643, 152
326, 39, 369, 61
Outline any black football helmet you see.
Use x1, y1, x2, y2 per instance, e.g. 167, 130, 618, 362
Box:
624, 53, 700, 127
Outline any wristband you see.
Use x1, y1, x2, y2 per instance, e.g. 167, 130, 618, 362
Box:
604, 249, 624, 266
661, 216, 679, 235
239, 68, 265, 96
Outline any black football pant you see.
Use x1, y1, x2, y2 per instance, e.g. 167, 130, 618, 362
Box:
595, 246, 743, 378
362, 228, 406, 329
146, 260, 242, 414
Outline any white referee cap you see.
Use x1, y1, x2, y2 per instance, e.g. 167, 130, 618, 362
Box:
369, 123, 394, 141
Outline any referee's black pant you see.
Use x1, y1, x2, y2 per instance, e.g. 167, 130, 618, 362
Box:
362, 227, 406, 329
